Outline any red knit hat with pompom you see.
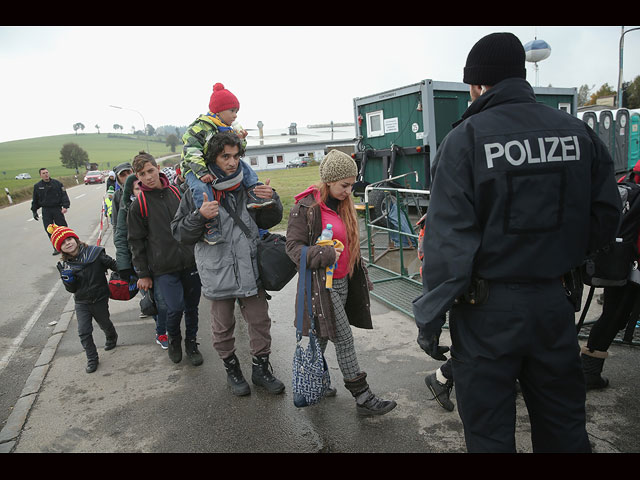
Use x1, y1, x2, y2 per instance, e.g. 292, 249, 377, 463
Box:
47, 223, 79, 252
208, 83, 240, 113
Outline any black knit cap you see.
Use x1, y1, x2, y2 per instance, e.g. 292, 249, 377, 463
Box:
463, 32, 526, 86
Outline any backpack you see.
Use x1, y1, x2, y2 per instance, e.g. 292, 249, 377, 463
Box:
576, 180, 640, 332
108, 271, 139, 300
136, 185, 182, 220
581, 181, 640, 287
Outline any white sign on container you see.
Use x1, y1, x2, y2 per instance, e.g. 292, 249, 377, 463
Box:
384, 117, 399, 133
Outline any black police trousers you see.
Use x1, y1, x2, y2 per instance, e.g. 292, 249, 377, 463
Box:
42, 206, 67, 236
449, 279, 591, 453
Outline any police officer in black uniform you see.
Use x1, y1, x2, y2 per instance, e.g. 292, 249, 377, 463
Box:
412, 32, 621, 452
31, 167, 71, 255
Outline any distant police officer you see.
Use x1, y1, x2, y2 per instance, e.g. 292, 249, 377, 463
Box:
31, 167, 71, 255
412, 32, 621, 453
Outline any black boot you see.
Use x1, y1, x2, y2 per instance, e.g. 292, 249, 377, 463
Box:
223, 354, 251, 396
425, 372, 454, 412
184, 337, 203, 366
86, 357, 99, 373
167, 334, 182, 363
251, 355, 285, 394
344, 372, 397, 416
83, 337, 99, 373
581, 348, 609, 390
104, 330, 118, 351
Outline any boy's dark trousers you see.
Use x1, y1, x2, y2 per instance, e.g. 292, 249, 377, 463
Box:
449, 279, 591, 453
587, 283, 640, 351
75, 299, 117, 361
154, 267, 201, 340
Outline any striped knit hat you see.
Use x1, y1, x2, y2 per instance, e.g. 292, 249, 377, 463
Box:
47, 223, 79, 252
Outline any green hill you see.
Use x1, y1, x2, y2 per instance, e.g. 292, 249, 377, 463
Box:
0, 133, 180, 206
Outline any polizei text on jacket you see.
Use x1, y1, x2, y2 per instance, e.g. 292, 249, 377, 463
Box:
484, 135, 581, 169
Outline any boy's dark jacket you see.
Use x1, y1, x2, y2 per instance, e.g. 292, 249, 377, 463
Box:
127, 172, 196, 278
60, 244, 117, 303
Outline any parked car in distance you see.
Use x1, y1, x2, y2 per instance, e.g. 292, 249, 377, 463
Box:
15, 173, 32, 179
286, 158, 309, 168
84, 170, 104, 184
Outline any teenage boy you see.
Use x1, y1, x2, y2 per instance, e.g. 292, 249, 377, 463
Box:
127, 151, 203, 366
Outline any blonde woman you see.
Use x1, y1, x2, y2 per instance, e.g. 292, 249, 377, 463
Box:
286, 150, 397, 416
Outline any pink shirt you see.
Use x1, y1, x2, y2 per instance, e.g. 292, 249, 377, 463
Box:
295, 186, 350, 279
318, 203, 349, 279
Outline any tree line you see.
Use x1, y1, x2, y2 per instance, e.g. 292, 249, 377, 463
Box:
577, 75, 640, 108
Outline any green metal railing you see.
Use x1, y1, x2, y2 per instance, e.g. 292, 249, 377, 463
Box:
361, 173, 430, 317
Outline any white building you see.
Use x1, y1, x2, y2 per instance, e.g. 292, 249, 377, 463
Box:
243, 122, 356, 170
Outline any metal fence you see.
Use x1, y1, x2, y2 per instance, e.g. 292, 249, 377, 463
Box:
359, 174, 429, 318
358, 175, 639, 345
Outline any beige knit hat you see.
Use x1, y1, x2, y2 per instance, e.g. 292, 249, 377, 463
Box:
319, 150, 358, 183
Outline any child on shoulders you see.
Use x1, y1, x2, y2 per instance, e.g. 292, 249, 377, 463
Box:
180, 82, 273, 245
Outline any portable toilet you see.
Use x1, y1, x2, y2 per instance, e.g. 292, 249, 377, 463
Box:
615, 109, 630, 173
629, 112, 640, 170
581, 111, 598, 134
597, 110, 614, 159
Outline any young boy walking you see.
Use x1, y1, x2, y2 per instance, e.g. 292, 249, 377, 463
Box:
180, 82, 273, 245
52, 223, 118, 373
127, 151, 203, 366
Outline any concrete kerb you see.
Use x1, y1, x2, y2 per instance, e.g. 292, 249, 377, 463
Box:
0, 295, 76, 452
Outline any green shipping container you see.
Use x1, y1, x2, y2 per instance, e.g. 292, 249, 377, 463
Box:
352, 79, 577, 192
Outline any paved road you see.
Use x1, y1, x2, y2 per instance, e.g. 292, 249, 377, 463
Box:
1, 183, 639, 453
0, 181, 108, 433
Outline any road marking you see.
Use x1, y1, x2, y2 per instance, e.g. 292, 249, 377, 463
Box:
74, 194, 86, 199
0, 222, 102, 375
0, 282, 62, 375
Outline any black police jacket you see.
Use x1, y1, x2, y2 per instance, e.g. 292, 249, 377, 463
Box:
31, 179, 70, 212
413, 77, 621, 333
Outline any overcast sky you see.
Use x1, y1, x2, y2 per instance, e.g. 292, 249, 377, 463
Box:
1, 25, 639, 144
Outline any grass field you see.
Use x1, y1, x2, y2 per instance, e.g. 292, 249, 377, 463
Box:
255, 165, 321, 232
0, 131, 322, 231
0, 133, 179, 207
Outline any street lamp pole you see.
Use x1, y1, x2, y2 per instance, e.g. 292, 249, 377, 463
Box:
109, 104, 149, 152
617, 26, 640, 108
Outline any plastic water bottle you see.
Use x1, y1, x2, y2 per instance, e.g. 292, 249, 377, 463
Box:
232, 121, 246, 138
319, 224, 333, 242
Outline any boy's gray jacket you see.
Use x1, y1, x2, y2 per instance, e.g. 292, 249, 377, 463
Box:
171, 187, 283, 300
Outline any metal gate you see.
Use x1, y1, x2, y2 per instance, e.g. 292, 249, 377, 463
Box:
359, 174, 429, 318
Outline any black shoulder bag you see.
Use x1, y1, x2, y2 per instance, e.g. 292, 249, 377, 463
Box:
221, 196, 297, 292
